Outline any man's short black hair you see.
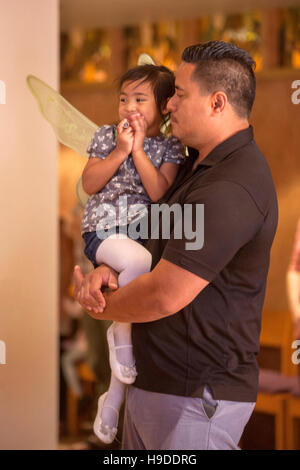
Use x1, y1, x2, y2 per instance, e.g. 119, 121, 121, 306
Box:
182, 41, 256, 118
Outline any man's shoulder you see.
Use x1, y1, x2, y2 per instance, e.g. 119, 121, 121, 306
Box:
226, 139, 277, 209
185, 145, 277, 217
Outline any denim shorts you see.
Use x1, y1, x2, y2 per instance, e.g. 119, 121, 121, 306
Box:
82, 226, 146, 267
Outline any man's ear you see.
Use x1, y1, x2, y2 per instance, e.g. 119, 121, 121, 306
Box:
211, 91, 227, 113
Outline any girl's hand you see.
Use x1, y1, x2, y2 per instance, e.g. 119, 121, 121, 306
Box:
129, 113, 147, 154
116, 119, 134, 156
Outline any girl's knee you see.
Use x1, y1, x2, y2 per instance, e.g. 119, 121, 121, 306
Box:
127, 249, 152, 274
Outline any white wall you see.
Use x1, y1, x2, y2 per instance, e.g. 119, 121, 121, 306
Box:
0, 0, 59, 449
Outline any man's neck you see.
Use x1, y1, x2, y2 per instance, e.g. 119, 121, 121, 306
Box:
192, 121, 249, 170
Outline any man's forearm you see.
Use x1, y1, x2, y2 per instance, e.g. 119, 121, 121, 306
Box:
89, 271, 172, 323
76, 259, 208, 323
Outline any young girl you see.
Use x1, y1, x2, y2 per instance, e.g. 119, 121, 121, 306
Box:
81, 64, 185, 443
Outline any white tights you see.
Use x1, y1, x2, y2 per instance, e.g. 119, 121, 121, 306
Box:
95, 234, 152, 432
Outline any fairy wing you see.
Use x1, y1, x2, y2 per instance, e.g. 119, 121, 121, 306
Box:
27, 75, 98, 157
27, 74, 94, 206
76, 177, 89, 207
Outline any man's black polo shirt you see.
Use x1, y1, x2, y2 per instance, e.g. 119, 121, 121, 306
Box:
132, 126, 278, 402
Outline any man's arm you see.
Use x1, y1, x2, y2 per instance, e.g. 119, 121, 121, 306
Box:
74, 259, 209, 323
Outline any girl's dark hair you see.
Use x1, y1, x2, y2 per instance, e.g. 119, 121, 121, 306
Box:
119, 64, 175, 119
182, 41, 256, 118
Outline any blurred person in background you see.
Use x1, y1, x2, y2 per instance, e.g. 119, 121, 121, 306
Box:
287, 217, 300, 376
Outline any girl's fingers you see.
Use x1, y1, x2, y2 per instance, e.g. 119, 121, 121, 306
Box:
137, 115, 146, 131
123, 129, 134, 139
117, 119, 128, 133
131, 115, 145, 132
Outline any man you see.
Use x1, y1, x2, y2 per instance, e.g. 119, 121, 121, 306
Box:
74, 41, 278, 450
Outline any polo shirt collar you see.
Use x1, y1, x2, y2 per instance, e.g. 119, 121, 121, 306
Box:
195, 125, 254, 168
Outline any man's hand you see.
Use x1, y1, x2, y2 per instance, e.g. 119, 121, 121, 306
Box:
73, 264, 118, 315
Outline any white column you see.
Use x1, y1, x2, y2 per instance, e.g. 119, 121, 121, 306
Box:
0, 0, 59, 449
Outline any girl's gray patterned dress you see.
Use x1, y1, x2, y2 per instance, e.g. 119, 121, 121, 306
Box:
81, 125, 186, 234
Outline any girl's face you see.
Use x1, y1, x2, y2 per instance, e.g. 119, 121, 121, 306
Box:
119, 79, 163, 136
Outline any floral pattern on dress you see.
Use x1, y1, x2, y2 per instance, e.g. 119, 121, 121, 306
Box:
81, 125, 186, 233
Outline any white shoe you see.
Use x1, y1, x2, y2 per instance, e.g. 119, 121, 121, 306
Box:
107, 324, 137, 385
93, 392, 118, 444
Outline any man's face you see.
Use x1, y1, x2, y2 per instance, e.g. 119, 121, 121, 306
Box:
167, 62, 213, 149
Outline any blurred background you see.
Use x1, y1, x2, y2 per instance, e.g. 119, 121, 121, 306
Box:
0, 0, 300, 450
